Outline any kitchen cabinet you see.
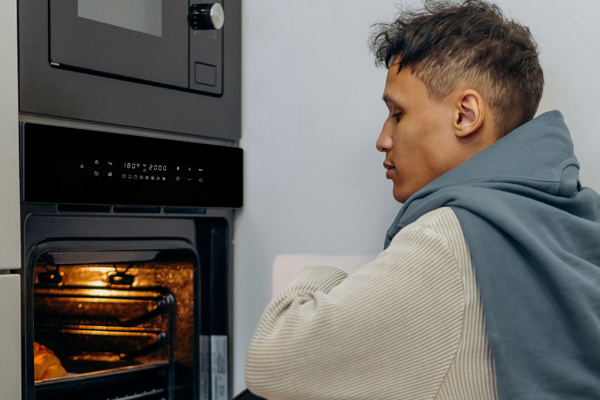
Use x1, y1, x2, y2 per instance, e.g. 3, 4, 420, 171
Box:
0, 0, 21, 271
0, 275, 21, 400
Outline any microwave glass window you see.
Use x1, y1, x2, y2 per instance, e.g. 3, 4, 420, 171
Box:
78, 0, 163, 37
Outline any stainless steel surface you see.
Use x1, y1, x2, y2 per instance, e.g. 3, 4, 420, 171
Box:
209, 3, 225, 30
189, 3, 224, 30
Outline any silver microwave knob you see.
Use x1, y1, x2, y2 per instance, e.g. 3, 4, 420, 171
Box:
188, 3, 225, 30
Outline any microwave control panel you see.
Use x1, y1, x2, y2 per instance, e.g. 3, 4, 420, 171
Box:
22, 123, 243, 208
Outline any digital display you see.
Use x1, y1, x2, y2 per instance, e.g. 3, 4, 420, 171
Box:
23, 124, 243, 208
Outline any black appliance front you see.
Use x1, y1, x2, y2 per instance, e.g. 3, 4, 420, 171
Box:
20, 123, 242, 400
19, 0, 240, 140
22, 123, 243, 208
22, 212, 232, 400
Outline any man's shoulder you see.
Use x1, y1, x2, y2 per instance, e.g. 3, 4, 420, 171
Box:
388, 207, 462, 247
411, 206, 459, 231
401, 207, 473, 271
401, 207, 468, 253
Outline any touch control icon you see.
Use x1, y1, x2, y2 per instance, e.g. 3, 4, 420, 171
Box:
108, 172, 113, 177
94, 171, 99, 176
176, 176, 180, 181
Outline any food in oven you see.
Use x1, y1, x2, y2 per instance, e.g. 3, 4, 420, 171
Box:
34, 342, 67, 381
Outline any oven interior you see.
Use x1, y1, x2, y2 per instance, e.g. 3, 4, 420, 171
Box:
31, 249, 198, 400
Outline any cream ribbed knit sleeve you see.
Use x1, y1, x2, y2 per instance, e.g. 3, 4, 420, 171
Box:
245, 207, 497, 400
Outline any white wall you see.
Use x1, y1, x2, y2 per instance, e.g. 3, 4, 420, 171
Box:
235, 0, 600, 393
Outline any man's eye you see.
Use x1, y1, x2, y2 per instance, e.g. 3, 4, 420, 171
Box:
392, 113, 402, 122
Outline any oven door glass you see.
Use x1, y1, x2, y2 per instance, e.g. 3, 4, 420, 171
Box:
49, 0, 188, 88
32, 250, 198, 400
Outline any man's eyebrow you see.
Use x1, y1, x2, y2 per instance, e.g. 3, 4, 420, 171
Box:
382, 93, 402, 109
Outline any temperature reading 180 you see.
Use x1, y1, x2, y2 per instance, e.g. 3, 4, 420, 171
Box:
124, 162, 141, 169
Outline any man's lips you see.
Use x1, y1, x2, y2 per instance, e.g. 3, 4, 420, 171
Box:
384, 162, 395, 179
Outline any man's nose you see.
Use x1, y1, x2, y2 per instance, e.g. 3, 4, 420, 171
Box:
376, 123, 393, 153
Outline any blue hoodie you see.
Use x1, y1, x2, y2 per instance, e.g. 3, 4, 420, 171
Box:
384, 111, 600, 399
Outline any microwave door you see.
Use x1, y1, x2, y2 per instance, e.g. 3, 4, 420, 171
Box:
49, 0, 188, 89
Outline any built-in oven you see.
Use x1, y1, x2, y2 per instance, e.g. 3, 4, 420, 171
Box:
18, 0, 241, 140
20, 122, 243, 400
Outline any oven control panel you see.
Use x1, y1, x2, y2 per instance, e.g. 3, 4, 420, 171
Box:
23, 123, 243, 208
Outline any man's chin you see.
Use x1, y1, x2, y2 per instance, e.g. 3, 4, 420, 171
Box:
392, 188, 408, 204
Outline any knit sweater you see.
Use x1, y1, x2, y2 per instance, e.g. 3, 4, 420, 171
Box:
245, 207, 498, 399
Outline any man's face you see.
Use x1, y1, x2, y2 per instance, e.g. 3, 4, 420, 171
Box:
377, 64, 460, 203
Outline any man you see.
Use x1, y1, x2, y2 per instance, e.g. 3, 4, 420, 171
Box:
245, 1, 600, 399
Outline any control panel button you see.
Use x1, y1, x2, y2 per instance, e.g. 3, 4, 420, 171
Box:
188, 3, 225, 30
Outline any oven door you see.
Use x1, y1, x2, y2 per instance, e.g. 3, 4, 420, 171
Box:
24, 238, 203, 400
49, 0, 223, 94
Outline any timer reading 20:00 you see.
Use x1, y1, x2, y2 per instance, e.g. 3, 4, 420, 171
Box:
124, 163, 168, 171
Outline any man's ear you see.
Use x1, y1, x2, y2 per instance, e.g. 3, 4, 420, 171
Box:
454, 90, 484, 138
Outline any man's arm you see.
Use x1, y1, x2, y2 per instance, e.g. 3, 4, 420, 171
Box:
245, 218, 465, 400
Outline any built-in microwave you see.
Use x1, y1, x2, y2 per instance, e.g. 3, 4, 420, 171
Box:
19, 0, 241, 141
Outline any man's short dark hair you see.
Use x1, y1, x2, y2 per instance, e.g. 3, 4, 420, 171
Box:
370, 0, 544, 136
